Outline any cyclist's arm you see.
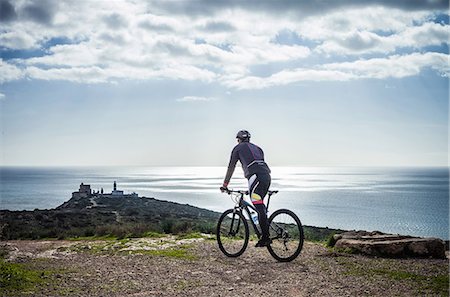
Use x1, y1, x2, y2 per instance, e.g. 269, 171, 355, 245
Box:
223, 147, 239, 187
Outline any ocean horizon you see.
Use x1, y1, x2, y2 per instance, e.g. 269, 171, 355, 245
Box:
0, 166, 448, 240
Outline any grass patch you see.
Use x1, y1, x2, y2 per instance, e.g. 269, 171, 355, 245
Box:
337, 258, 449, 296
61, 237, 197, 260
129, 247, 197, 260
0, 259, 45, 294
143, 231, 166, 238
370, 269, 449, 295
175, 232, 210, 240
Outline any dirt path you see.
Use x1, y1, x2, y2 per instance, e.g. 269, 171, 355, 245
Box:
86, 197, 98, 209
2, 238, 448, 296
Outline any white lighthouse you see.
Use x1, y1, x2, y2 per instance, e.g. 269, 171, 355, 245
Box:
112, 181, 124, 196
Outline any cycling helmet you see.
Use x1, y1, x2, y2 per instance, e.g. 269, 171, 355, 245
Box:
236, 130, 251, 141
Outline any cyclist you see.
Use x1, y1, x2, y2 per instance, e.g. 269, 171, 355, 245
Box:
220, 130, 272, 247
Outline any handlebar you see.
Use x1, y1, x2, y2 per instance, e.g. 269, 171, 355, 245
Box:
222, 188, 249, 195
221, 188, 278, 196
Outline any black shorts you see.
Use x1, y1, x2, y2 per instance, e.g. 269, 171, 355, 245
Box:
248, 173, 271, 205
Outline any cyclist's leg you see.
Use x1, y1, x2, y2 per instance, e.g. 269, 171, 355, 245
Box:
249, 174, 271, 243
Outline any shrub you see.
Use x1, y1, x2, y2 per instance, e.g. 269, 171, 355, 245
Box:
161, 219, 175, 234
194, 221, 216, 234
326, 233, 337, 247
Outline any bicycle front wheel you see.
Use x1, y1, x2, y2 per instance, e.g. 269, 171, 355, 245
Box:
216, 209, 249, 257
267, 209, 304, 262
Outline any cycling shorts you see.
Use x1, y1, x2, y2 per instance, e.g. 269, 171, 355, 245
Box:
248, 173, 271, 205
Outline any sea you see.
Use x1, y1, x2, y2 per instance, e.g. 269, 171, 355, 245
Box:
0, 166, 448, 240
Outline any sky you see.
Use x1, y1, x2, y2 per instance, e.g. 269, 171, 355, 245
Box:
0, 0, 448, 167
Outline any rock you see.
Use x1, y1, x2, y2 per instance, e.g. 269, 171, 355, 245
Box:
333, 231, 446, 259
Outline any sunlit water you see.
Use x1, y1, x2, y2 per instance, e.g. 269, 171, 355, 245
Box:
0, 166, 448, 239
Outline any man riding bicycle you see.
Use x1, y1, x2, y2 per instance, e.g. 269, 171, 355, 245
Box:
220, 130, 272, 247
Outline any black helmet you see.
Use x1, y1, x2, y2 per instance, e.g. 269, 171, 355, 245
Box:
236, 130, 251, 141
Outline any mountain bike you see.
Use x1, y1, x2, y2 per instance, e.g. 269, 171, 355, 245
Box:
217, 189, 304, 262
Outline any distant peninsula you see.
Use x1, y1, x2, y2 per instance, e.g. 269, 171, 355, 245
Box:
0, 182, 339, 241
1, 182, 219, 240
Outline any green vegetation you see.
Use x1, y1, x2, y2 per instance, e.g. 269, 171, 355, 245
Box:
176, 232, 213, 240
129, 247, 197, 260
60, 236, 198, 261
336, 258, 449, 296
0, 196, 219, 241
303, 226, 342, 243
0, 193, 345, 245
325, 232, 337, 247
0, 259, 45, 293
144, 231, 166, 238
0, 250, 68, 296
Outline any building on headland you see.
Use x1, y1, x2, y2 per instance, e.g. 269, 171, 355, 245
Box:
102, 181, 138, 198
72, 183, 92, 199
72, 181, 138, 199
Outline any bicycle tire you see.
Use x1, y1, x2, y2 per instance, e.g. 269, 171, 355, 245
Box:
216, 209, 249, 257
267, 209, 304, 262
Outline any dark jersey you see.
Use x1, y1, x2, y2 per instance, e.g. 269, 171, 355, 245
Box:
224, 141, 271, 184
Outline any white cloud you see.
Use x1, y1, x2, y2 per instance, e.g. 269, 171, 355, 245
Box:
0, 1, 448, 88
26, 66, 109, 83
224, 52, 449, 89
317, 22, 449, 55
176, 96, 217, 102
0, 30, 37, 49
0, 93, 5, 100
324, 52, 449, 79
0, 60, 24, 83
224, 69, 355, 90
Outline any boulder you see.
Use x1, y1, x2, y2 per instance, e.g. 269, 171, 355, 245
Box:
332, 231, 446, 259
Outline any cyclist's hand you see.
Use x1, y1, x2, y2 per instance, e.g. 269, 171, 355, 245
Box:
220, 186, 228, 193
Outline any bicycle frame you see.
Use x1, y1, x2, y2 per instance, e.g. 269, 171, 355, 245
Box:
228, 189, 278, 239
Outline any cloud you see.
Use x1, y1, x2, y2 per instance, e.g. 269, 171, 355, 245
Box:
0, 0, 17, 22
26, 66, 110, 83
102, 13, 128, 29
0, 60, 24, 83
201, 21, 235, 32
0, 1, 448, 87
324, 52, 449, 78
317, 22, 449, 54
0, 30, 37, 49
21, 0, 56, 25
176, 96, 217, 102
224, 52, 449, 89
150, 0, 449, 17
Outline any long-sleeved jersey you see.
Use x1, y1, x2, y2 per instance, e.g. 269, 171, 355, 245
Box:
223, 141, 271, 184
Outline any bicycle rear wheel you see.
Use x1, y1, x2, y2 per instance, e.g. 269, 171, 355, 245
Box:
267, 209, 304, 262
216, 209, 249, 257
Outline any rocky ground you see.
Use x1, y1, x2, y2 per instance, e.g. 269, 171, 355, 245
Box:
1, 237, 449, 297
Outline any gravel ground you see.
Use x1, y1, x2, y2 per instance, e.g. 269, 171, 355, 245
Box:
2, 238, 449, 297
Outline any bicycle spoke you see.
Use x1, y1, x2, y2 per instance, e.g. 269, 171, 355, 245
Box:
267, 209, 304, 262
217, 209, 249, 257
